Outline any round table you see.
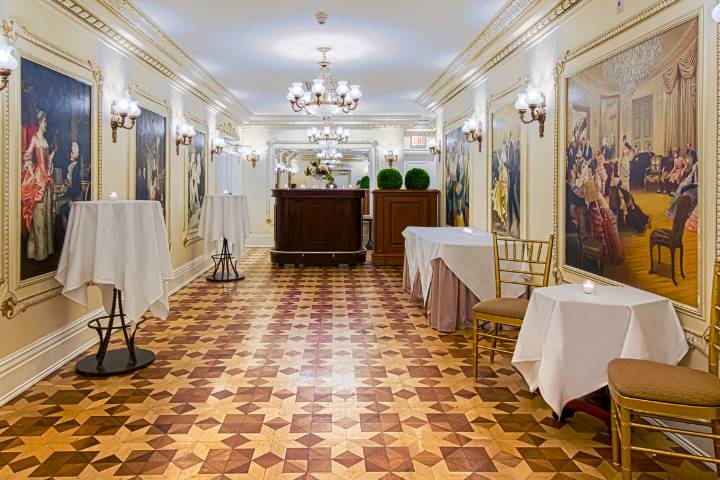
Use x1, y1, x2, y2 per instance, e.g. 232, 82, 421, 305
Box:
512, 284, 689, 417
198, 194, 251, 282
55, 200, 173, 376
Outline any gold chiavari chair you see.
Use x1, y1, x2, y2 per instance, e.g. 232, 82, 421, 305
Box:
472, 232, 554, 375
608, 261, 720, 479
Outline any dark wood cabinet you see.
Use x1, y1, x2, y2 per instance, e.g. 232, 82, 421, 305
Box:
372, 189, 439, 266
271, 188, 366, 265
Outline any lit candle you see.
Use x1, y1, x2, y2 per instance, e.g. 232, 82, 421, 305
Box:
109, 191, 118, 200
583, 280, 595, 294
463, 227, 473, 234
223, 189, 228, 195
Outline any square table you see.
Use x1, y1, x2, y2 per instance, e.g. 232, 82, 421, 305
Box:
512, 284, 689, 417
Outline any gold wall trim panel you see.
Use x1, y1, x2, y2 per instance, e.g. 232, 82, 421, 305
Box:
47, 0, 251, 123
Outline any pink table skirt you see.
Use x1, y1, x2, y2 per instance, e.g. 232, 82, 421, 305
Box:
403, 256, 479, 333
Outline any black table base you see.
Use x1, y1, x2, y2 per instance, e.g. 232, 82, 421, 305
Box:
76, 288, 154, 376
208, 237, 244, 282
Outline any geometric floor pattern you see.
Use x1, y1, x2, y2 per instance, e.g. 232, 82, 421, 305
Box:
0, 248, 713, 479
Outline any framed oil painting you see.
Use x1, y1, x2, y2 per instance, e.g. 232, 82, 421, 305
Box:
184, 127, 206, 245
19, 58, 92, 282
1, 22, 101, 317
135, 107, 167, 215
489, 99, 524, 238
443, 126, 470, 227
560, 16, 700, 310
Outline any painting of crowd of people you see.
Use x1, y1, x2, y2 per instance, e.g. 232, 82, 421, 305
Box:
20, 58, 92, 281
564, 19, 699, 306
444, 126, 470, 227
186, 130, 206, 234
490, 102, 522, 238
135, 107, 167, 217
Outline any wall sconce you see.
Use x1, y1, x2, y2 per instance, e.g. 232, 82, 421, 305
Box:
175, 121, 195, 155
713, 2, 720, 22
110, 96, 141, 143
462, 117, 482, 152
210, 136, 226, 161
247, 148, 260, 168
428, 138, 441, 156
384, 150, 399, 168
515, 89, 547, 137
0, 21, 18, 92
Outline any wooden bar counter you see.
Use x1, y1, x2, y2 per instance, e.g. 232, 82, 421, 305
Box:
271, 188, 366, 265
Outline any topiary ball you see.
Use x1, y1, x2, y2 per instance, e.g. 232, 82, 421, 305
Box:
357, 175, 370, 189
404, 168, 430, 189
377, 168, 403, 189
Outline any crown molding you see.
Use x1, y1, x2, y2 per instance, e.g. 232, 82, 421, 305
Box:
242, 114, 433, 130
416, 0, 539, 109
417, 0, 584, 112
47, 0, 252, 122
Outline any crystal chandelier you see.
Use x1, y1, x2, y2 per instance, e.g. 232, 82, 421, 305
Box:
307, 119, 350, 146
287, 47, 362, 116
317, 148, 343, 166
603, 37, 661, 96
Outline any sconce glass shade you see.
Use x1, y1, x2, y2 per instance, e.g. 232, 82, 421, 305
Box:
713, 2, 720, 22
462, 117, 479, 134
428, 138, 438, 149
0, 43, 17, 71
525, 89, 543, 106
213, 137, 226, 150
178, 123, 196, 137
514, 94, 529, 111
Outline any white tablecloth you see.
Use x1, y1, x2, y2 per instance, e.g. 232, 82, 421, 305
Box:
512, 284, 689, 416
55, 200, 173, 323
402, 227, 525, 303
198, 194, 251, 260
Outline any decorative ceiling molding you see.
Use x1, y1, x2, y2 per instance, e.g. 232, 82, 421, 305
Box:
416, 0, 538, 108
243, 114, 433, 130
47, 0, 252, 122
418, 0, 585, 112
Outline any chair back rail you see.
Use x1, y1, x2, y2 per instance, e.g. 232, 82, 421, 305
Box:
492, 232, 554, 298
709, 262, 720, 376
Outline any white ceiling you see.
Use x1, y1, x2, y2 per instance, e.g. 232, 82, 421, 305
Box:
132, 0, 507, 117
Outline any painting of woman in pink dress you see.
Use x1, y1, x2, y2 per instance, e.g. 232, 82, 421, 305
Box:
20, 58, 91, 280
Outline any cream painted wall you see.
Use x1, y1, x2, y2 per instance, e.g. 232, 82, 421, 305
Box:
239, 127, 405, 236
434, 0, 718, 368
0, 0, 231, 359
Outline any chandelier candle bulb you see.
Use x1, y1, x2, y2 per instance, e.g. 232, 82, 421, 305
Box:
583, 280, 595, 294
109, 191, 118, 201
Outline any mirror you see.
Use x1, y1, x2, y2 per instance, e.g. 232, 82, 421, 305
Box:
275, 147, 370, 189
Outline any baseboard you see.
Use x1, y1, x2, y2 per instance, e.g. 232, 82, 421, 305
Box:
0, 255, 212, 407
247, 234, 273, 247
644, 417, 716, 470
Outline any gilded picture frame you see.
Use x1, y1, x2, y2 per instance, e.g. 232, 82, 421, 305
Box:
553, 7, 705, 318
127, 84, 171, 247
487, 80, 528, 239
182, 115, 207, 246
0, 21, 103, 318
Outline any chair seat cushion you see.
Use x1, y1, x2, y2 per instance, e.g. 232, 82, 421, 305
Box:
608, 358, 720, 407
650, 228, 672, 242
473, 298, 529, 320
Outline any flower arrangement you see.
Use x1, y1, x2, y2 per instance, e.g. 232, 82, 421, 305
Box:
304, 161, 334, 183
